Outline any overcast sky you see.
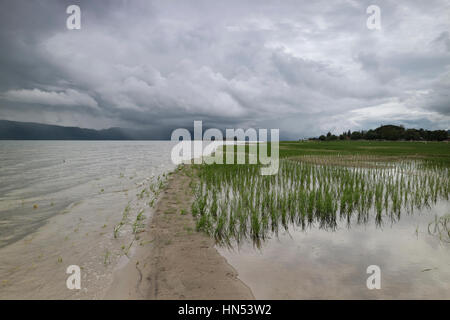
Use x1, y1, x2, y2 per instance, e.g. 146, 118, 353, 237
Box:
0, 0, 449, 139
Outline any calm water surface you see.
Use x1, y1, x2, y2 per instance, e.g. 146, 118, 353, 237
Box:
218, 201, 450, 299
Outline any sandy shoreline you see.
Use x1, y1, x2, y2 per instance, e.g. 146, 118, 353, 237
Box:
105, 166, 254, 299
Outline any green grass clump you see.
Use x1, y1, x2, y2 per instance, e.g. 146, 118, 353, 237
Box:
191, 146, 450, 248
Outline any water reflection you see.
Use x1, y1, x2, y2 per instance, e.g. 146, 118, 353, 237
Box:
218, 201, 450, 299
194, 157, 450, 298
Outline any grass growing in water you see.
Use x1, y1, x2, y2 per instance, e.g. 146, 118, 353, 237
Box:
191, 155, 450, 248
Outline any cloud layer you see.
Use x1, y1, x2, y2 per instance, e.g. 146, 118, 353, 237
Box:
0, 0, 449, 138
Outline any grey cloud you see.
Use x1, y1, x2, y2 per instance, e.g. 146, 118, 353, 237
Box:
0, 0, 449, 138
433, 31, 450, 52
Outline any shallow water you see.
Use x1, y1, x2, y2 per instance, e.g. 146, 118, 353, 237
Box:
0, 141, 178, 299
218, 201, 450, 299
1, 141, 448, 299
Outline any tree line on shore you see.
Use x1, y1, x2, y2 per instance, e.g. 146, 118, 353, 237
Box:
310, 125, 449, 142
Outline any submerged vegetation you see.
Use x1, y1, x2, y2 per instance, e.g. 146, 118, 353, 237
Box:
190, 141, 450, 248
428, 214, 450, 243
112, 173, 168, 258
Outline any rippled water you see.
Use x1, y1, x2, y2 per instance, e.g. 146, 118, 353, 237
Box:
0, 141, 179, 248
0, 141, 178, 298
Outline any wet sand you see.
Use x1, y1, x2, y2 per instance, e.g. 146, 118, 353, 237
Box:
105, 166, 254, 299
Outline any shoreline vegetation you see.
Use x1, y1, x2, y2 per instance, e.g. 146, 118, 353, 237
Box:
111, 139, 449, 299
190, 140, 449, 248
106, 165, 254, 299
191, 157, 449, 248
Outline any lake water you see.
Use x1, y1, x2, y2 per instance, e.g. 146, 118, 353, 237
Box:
0, 141, 178, 299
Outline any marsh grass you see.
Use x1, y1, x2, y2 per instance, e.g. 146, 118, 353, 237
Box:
113, 202, 131, 238
109, 172, 169, 264
191, 155, 450, 248
132, 210, 146, 235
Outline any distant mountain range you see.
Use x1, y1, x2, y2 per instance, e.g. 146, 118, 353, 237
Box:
1, 120, 448, 141
0, 120, 171, 140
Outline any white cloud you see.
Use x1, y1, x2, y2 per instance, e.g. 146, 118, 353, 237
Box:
2, 88, 98, 109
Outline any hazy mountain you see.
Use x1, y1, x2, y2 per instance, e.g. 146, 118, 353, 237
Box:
0, 120, 171, 140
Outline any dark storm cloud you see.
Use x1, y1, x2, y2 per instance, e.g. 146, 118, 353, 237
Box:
0, 0, 449, 138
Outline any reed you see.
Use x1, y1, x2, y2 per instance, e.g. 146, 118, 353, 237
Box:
191, 155, 450, 248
